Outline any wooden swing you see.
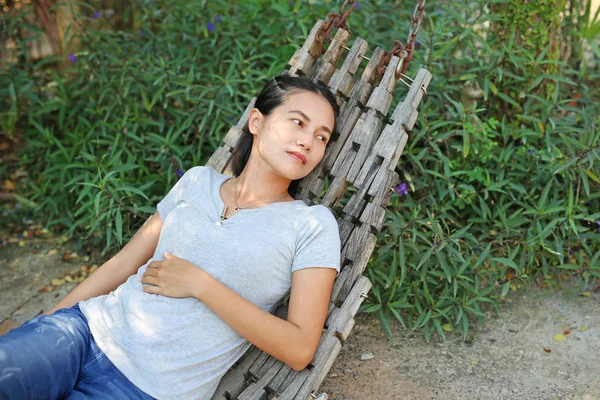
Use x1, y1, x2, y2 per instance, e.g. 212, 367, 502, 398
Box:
208, 2, 431, 399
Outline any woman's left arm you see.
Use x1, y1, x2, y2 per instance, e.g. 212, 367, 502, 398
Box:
141, 252, 336, 371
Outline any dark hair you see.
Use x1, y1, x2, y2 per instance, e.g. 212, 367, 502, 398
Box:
228, 74, 340, 197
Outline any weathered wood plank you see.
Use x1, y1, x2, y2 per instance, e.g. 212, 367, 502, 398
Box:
287, 20, 325, 76
365, 55, 401, 115
267, 364, 293, 394
314, 28, 350, 83
391, 68, 432, 131
223, 98, 257, 148
211, 346, 262, 400
322, 47, 386, 172
237, 359, 283, 400
329, 37, 369, 97
206, 145, 233, 173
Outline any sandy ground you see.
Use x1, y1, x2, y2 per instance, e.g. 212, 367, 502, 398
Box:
320, 288, 600, 400
1, 236, 599, 400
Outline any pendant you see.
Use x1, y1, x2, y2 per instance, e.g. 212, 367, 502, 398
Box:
215, 220, 222, 226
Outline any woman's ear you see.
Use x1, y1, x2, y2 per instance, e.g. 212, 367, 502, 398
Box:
248, 108, 264, 135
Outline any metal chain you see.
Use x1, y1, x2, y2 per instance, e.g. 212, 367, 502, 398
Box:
316, 0, 356, 52
376, 0, 426, 80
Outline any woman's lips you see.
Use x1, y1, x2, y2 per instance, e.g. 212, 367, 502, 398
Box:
287, 152, 306, 164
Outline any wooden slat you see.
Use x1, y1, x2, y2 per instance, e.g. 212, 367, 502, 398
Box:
211, 346, 262, 400
248, 351, 272, 379
206, 145, 233, 173
313, 28, 351, 83
271, 369, 310, 400
223, 98, 257, 148
391, 68, 432, 131
287, 20, 325, 76
329, 37, 369, 97
337, 109, 384, 185
365, 55, 401, 115
337, 227, 377, 303
323, 47, 386, 172
237, 360, 283, 400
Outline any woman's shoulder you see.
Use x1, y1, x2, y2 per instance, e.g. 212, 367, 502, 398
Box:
178, 165, 222, 182
298, 204, 338, 229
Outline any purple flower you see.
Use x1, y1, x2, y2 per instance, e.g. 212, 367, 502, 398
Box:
215, 15, 222, 22
354, 1, 361, 8
414, 40, 419, 47
93, 11, 101, 19
207, 22, 215, 33
596, 221, 600, 233
527, 149, 535, 155
394, 183, 409, 196
68, 53, 76, 64
177, 169, 184, 178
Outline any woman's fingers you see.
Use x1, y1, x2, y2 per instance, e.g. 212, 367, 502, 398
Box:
143, 285, 161, 295
141, 274, 158, 286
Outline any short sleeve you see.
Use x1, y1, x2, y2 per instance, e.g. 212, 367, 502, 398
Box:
291, 205, 341, 277
156, 166, 203, 221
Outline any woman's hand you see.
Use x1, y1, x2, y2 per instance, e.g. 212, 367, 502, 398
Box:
141, 252, 204, 298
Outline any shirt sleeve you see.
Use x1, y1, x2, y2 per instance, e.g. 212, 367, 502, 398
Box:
156, 166, 203, 221
291, 205, 341, 277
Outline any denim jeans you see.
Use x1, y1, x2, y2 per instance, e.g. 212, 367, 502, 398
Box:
0, 304, 153, 400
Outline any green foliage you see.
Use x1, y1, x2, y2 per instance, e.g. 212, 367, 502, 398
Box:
1, 0, 333, 245
1, 0, 599, 341
359, 0, 600, 341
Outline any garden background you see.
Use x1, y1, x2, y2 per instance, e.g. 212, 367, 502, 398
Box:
1, 1, 599, 397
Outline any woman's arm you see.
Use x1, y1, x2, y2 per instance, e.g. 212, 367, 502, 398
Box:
46, 211, 164, 314
197, 267, 337, 371
142, 255, 336, 371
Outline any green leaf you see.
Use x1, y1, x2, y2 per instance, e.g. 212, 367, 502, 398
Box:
473, 244, 492, 270
492, 257, 519, 270
115, 208, 123, 245
582, 168, 600, 183
463, 131, 470, 158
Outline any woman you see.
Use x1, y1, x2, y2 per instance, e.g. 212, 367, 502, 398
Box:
0, 75, 342, 399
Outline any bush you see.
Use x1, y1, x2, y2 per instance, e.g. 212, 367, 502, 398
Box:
1, 0, 599, 340
362, 0, 600, 341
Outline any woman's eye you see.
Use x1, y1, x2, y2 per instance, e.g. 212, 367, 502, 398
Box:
292, 119, 303, 126
318, 135, 328, 143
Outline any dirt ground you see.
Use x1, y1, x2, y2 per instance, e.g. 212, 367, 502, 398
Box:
320, 288, 600, 400
1, 233, 599, 400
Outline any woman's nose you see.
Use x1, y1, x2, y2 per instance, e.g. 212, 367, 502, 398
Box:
297, 134, 311, 152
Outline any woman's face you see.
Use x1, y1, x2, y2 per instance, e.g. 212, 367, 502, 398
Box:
249, 90, 336, 181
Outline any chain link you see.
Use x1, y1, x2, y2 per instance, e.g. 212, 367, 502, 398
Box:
316, 0, 356, 52
376, 0, 426, 80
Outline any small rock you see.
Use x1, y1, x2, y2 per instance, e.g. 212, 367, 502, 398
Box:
360, 352, 374, 361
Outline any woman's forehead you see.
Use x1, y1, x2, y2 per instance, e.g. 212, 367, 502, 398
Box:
279, 92, 335, 124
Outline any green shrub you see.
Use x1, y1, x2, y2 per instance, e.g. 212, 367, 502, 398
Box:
362, 0, 600, 341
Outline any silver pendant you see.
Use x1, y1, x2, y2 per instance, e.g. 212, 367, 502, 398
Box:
216, 220, 222, 226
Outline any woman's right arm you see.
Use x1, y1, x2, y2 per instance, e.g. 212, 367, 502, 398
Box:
45, 211, 164, 314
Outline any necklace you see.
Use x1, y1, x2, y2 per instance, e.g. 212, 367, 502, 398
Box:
215, 177, 289, 226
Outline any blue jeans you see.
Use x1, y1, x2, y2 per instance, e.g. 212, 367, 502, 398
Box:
0, 304, 153, 399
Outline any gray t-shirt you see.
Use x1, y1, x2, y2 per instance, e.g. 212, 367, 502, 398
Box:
79, 166, 341, 400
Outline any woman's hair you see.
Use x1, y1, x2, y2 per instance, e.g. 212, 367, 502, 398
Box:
228, 74, 340, 197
